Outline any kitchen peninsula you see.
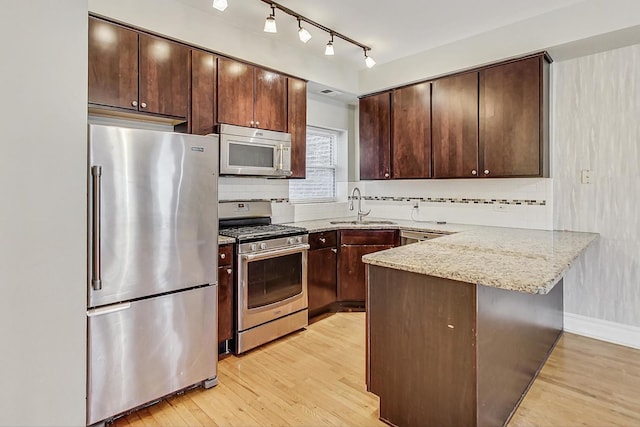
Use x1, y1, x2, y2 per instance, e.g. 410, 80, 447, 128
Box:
361, 226, 598, 427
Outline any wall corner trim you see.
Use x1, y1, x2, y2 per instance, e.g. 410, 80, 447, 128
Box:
564, 312, 640, 350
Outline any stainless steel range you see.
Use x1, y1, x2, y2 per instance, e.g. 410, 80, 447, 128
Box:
219, 201, 309, 353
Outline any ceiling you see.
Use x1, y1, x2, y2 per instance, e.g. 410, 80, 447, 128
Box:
175, 0, 586, 67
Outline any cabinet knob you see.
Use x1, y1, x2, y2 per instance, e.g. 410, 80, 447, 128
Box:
220, 253, 226, 259
255, 121, 260, 126
131, 100, 138, 107
331, 248, 337, 253
471, 169, 477, 175
226, 268, 232, 275
484, 169, 490, 175
319, 237, 326, 243
384, 172, 390, 178
140, 102, 147, 108
250, 120, 254, 126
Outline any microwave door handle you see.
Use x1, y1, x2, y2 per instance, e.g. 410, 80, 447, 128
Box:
276, 144, 284, 172
90, 165, 102, 291
241, 244, 310, 262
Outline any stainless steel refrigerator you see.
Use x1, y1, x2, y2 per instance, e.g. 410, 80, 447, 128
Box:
87, 124, 219, 426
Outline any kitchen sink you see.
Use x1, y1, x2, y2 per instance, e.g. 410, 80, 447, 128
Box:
329, 220, 396, 225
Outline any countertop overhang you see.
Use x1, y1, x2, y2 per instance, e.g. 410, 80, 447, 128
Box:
286, 217, 599, 295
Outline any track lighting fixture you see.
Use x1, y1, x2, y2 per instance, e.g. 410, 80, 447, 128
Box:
258, 0, 374, 68
364, 49, 376, 68
297, 19, 312, 43
263, 5, 277, 33
325, 34, 335, 56
212, 0, 228, 11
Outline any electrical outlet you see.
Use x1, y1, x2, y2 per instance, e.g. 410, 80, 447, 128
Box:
581, 169, 593, 184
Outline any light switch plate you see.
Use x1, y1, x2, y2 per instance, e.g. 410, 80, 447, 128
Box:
581, 169, 593, 184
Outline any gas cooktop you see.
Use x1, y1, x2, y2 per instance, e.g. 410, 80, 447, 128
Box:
219, 223, 308, 243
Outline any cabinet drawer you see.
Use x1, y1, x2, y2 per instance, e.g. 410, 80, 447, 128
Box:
339, 229, 398, 246
309, 231, 337, 250
218, 244, 233, 267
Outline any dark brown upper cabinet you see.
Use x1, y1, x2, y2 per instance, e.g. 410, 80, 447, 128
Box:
432, 71, 480, 178
360, 52, 550, 180
88, 18, 138, 111
190, 50, 217, 135
138, 34, 190, 118
287, 77, 307, 178
217, 57, 287, 132
88, 17, 190, 119
359, 92, 392, 180
479, 55, 548, 177
392, 82, 432, 178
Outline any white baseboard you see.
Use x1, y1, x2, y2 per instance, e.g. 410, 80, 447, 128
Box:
564, 312, 640, 350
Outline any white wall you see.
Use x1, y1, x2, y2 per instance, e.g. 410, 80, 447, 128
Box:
292, 95, 355, 222
0, 1, 88, 426
358, 0, 640, 94
554, 43, 640, 328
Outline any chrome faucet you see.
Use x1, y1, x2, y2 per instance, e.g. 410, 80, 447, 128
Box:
349, 187, 371, 223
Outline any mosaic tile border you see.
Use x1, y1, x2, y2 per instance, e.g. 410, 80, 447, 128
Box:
219, 198, 290, 203
223, 197, 546, 206
349, 195, 546, 206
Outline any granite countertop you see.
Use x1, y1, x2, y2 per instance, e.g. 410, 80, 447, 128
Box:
286, 217, 598, 295
288, 217, 476, 234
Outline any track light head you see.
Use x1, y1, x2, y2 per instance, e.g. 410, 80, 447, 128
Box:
325, 33, 335, 55
325, 41, 334, 56
364, 49, 376, 68
297, 19, 311, 43
264, 6, 277, 33
212, 0, 228, 11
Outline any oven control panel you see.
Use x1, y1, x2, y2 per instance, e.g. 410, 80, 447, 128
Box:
238, 234, 309, 254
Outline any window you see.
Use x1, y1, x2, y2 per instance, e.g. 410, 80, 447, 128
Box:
289, 126, 337, 203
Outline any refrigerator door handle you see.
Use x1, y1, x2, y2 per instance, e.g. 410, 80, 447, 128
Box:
91, 165, 102, 291
87, 302, 132, 317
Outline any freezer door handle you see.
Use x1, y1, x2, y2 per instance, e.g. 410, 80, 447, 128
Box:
91, 165, 102, 291
87, 302, 132, 317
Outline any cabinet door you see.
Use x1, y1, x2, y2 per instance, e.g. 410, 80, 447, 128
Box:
432, 72, 479, 178
254, 68, 287, 131
359, 92, 391, 180
88, 18, 138, 110
338, 244, 393, 301
393, 82, 432, 178
480, 56, 541, 177
288, 77, 307, 178
217, 264, 233, 344
190, 50, 216, 135
138, 34, 190, 118
217, 58, 254, 127
308, 247, 337, 314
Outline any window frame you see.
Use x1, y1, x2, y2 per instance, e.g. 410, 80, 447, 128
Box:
289, 125, 338, 204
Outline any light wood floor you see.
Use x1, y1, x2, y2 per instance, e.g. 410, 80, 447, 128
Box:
113, 313, 640, 427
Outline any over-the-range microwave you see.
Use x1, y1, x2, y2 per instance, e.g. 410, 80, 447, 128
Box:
217, 124, 292, 177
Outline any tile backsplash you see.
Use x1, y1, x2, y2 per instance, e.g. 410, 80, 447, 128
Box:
355, 178, 553, 230
218, 177, 289, 202
218, 175, 553, 230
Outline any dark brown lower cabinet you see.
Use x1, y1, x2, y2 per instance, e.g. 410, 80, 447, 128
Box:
307, 231, 337, 317
217, 244, 233, 349
367, 265, 563, 427
338, 230, 398, 302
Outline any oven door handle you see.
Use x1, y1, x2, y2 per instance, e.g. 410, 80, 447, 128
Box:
241, 244, 310, 262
